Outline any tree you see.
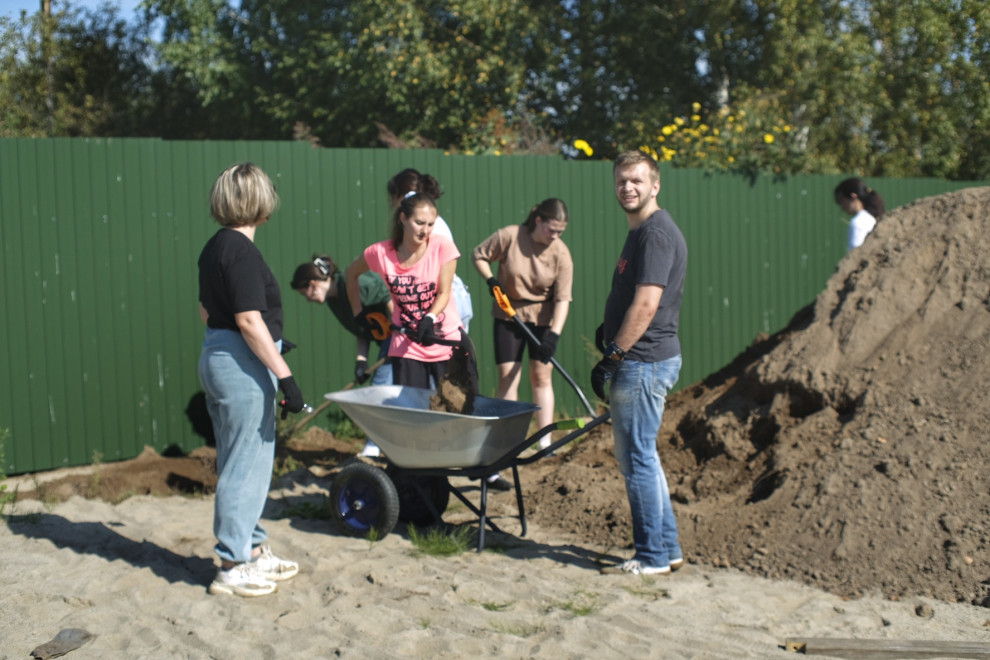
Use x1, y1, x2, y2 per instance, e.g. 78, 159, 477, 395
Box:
0, 3, 159, 137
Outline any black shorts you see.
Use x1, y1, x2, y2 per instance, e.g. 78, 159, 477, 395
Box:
493, 318, 550, 365
391, 357, 448, 389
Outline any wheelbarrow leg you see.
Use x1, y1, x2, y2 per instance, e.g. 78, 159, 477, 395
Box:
477, 480, 488, 552
511, 465, 527, 538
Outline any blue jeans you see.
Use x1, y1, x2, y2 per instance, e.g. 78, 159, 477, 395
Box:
371, 337, 393, 386
610, 355, 682, 568
198, 328, 278, 563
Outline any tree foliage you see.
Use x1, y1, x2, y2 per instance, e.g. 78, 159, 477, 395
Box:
2, 0, 988, 180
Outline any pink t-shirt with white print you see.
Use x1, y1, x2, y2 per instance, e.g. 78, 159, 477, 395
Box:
364, 235, 463, 362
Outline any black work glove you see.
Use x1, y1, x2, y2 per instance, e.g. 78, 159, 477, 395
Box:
534, 331, 559, 364
354, 358, 371, 385
594, 324, 606, 354
486, 277, 502, 299
590, 359, 620, 402
415, 314, 438, 345
278, 376, 305, 419
280, 338, 297, 355
354, 307, 390, 340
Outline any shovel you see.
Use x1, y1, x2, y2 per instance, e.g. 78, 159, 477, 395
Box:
278, 357, 387, 442
491, 285, 596, 416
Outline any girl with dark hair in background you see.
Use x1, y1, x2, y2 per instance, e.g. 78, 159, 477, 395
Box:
291, 254, 394, 457
472, 198, 573, 448
834, 178, 885, 250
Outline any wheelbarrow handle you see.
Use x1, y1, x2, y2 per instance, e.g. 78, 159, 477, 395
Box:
491, 285, 597, 417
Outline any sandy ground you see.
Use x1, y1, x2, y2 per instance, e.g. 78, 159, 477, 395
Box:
3, 468, 989, 660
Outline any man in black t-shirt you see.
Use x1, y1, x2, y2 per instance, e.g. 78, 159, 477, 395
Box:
592, 150, 687, 576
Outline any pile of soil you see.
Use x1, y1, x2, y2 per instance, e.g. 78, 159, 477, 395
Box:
525, 187, 990, 605
12, 188, 989, 606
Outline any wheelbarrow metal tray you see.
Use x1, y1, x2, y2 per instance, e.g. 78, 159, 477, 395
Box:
325, 385, 539, 469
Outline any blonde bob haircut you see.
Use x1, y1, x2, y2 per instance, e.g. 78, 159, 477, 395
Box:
209, 162, 280, 228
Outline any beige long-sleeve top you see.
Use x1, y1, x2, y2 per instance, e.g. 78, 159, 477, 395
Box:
471, 224, 573, 326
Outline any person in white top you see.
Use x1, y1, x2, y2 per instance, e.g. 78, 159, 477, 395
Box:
834, 177, 885, 250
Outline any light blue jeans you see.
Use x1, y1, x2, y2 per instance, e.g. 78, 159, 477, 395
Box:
198, 328, 278, 564
371, 337, 393, 386
610, 355, 683, 568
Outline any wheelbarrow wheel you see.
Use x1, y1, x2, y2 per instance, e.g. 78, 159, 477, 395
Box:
330, 461, 399, 539
387, 468, 451, 527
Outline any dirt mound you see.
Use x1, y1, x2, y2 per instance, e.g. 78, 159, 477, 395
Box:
524, 187, 990, 605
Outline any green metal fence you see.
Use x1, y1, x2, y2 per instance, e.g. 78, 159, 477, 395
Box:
0, 138, 983, 473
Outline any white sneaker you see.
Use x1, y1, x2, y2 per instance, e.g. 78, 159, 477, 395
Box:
358, 440, 381, 458
600, 559, 671, 576
250, 545, 299, 581
208, 563, 278, 597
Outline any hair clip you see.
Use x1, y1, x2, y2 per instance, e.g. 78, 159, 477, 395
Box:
403, 190, 417, 200
313, 257, 330, 277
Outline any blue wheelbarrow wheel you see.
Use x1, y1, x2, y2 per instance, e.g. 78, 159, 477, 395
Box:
387, 468, 451, 527
330, 461, 400, 538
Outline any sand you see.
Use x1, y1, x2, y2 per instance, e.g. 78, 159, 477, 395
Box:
4, 472, 989, 660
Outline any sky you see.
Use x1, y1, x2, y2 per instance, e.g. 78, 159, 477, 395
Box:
0, 0, 144, 21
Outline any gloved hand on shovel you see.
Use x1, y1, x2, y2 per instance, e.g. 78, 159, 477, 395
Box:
278, 375, 305, 419
485, 277, 502, 299
534, 331, 559, 364
415, 313, 440, 345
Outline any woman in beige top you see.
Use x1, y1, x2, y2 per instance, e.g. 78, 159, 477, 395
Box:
472, 198, 573, 446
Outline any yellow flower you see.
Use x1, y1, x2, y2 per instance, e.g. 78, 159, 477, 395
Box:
674, 116, 685, 126
691, 114, 701, 122
661, 125, 675, 136
692, 101, 701, 113
661, 146, 677, 161
763, 133, 775, 144
573, 139, 594, 157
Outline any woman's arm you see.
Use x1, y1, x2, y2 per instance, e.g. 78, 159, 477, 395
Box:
235, 310, 292, 379
549, 300, 570, 336
344, 255, 371, 317
430, 259, 457, 317
199, 302, 209, 324
472, 254, 495, 281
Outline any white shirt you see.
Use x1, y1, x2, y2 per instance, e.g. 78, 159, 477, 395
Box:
848, 209, 877, 250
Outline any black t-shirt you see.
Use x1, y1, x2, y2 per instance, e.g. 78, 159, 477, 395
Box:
603, 209, 687, 362
198, 228, 283, 341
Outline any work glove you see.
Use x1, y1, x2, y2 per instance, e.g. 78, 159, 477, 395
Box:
534, 331, 559, 364
415, 313, 438, 345
594, 324, 606, 354
280, 338, 297, 355
354, 358, 371, 385
485, 277, 502, 299
590, 359, 620, 402
278, 375, 305, 419
354, 307, 391, 341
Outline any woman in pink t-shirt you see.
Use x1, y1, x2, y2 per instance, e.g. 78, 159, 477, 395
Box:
344, 193, 463, 388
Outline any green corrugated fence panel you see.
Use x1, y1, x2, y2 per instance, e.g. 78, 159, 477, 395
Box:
0, 137, 984, 473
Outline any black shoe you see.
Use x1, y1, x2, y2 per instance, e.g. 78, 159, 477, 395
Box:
486, 475, 513, 491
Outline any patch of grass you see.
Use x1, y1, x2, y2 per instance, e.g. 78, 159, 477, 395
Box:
273, 454, 304, 478
0, 430, 18, 518
324, 408, 365, 440
280, 496, 333, 520
408, 524, 473, 557
482, 601, 514, 612
86, 450, 104, 498
553, 590, 601, 616
490, 620, 545, 638
365, 527, 381, 546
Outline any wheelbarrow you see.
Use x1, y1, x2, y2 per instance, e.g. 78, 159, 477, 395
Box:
324, 384, 611, 551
